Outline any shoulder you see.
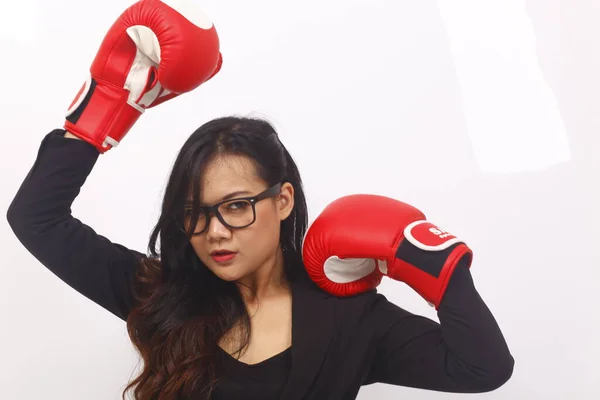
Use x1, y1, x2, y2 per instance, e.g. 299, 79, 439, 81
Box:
335, 290, 418, 332
295, 280, 420, 337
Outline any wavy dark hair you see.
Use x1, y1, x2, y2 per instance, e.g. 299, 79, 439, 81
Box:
122, 116, 309, 400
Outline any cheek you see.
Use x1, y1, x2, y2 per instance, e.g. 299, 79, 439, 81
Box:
245, 207, 281, 253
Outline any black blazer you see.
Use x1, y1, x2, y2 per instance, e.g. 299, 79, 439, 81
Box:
6, 130, 514, 399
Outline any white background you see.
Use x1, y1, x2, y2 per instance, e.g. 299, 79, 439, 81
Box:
1, 0, 598, 399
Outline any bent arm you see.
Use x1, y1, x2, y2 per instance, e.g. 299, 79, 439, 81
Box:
365, 261, 514, 393
6, 129, 144, 321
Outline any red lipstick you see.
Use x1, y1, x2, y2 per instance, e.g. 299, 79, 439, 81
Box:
210, 249, 237, 263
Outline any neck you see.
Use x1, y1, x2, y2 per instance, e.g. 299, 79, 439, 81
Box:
236, 246, 289, 304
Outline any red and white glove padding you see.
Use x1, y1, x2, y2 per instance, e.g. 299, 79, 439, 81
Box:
302, 194, 473, 309
64, 0, 222, 153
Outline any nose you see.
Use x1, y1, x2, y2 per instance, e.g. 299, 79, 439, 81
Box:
205, 213, 231, 239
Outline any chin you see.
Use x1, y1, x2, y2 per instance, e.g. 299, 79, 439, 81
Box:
214, 271, 243, 282
208, 264, 247, 282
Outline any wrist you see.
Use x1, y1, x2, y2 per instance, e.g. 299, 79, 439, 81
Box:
64, 78, 143, 153
64, 132, 82, 140
385, 220, 473, 309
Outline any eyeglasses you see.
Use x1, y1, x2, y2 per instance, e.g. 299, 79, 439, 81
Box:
179, 183, 283, 236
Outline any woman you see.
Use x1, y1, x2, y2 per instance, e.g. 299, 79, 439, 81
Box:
6, 1, 513, 399
7, 116, 514, 399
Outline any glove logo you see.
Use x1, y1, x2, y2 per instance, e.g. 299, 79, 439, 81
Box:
404, 220, 463, 251
428, 226, 453, 239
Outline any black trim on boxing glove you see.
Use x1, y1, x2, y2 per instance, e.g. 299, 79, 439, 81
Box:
396, 240, 469, 278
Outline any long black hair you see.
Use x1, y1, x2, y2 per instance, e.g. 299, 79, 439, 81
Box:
123, 116, 309, 400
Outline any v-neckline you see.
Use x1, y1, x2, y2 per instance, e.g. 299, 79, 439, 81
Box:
218, 345, 292, 367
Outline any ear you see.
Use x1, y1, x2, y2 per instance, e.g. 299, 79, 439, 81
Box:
276, 182, 295, 220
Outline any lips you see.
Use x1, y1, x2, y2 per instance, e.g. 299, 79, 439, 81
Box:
210, 249, 235, 256
210, 249, 237, 263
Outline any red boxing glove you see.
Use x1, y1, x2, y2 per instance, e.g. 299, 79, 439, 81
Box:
65, 0, 222, 153
302, 194, 473, 309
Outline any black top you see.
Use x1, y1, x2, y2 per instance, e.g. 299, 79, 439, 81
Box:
6, 129, 515, 400
214, 346, 292, 398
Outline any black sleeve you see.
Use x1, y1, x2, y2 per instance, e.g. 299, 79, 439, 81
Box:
6, 129, 145, 322
364, 261, 514, 393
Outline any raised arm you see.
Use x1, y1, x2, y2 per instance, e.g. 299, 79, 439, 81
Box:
364, 261, 513, 392
302, 193, 514, 393
6, 129, 144, 321
7, 0, 223, 320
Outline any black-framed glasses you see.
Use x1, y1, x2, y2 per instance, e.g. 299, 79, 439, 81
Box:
179, 183, 283, 236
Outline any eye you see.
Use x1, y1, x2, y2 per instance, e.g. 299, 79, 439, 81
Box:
227, 201, 250, 210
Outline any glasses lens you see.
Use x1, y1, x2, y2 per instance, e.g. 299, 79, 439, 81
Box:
183, 211, 205, 235
218, 199, 255, 228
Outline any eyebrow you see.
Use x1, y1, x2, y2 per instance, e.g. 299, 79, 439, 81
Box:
185, 190, 253, 206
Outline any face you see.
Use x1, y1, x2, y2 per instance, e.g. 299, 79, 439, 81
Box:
185, 154, 294, 282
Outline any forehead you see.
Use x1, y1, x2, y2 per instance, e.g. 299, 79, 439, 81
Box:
198, 154, 265, 202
